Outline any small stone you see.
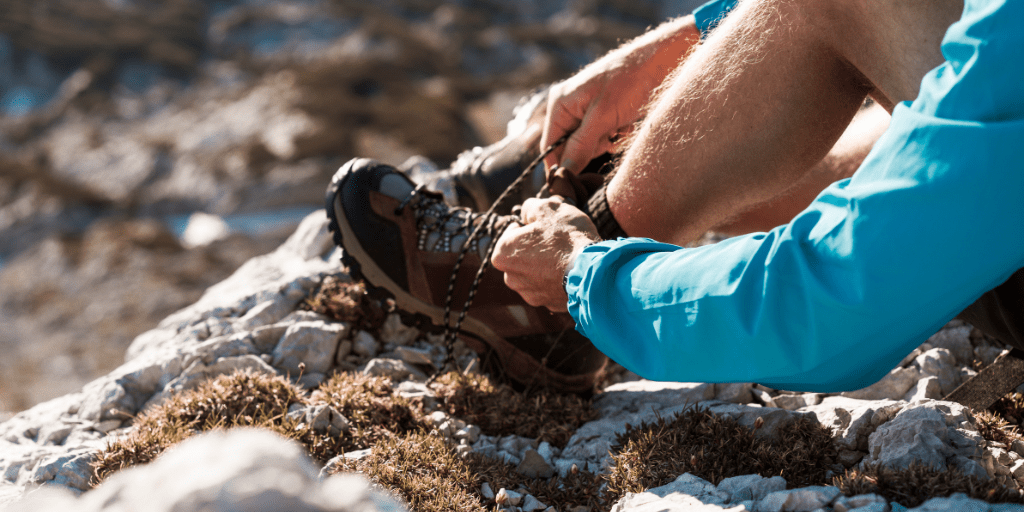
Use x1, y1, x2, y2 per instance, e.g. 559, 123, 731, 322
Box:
94, 420, 123, 434
395, 346, 433, 366
1010, 459, 1024, 480
271, 321, 348, 375
352, 330, 378, 357
517, 449, 555, 478
842, 366, 920, 400
833, 493, 888, 512
1012, 439, 1024, 457
756, 486, 841, 512
771, 393, 820, 411
362, 358, 427, 381
429, 411, 449, 426
455, 425, 481, 444
455, 444, 473, 457
903, 376, 942, 402
521, 495, 547, 511
715, 382, 754, 404
379, 314, 419, 346
334, 340, 353, 365
838, 449, 865, 468
481, 482, 495, 500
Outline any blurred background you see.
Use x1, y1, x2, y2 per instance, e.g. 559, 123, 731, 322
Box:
0, 0, 704, 414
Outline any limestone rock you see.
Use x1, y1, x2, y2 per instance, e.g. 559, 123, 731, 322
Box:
272, 320, 348, 376
609, 473, 732, 512
926, 326, 974, 365
912, 348, 961, 396
517, 449, 555, 479
716, 474, 786, 503
5, 429, 405, 511
754, 486, 840, 512
804, 397, 905, 451
903, 376, 943, 403
362, 358, 427, 382
842, 367, 921, 401
864, 401, 982, 472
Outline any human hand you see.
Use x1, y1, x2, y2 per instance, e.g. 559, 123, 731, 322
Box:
541, 16, 700, 175
491, 197, 601, 312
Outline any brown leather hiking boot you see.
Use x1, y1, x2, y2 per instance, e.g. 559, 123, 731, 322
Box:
325, 158, 609, 393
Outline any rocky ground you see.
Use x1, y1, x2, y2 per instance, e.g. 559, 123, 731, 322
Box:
0, 0, 707, 411
4, 1, 1024, 511
0, 212, 1022, 511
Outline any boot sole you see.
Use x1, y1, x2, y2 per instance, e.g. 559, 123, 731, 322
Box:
325, 159, 603, 393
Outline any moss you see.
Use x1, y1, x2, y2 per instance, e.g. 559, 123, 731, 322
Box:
604, 407, 838, 504
347, 432, 488, 512
834, 462, 1024, 508
431, 372, 597, 448
309, 372, 429, 451
92, 370, 428, 485
301, 274, 386, 332
92, 370, 312, 484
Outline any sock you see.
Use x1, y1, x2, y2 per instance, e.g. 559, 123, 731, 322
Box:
584, 182, 627, 240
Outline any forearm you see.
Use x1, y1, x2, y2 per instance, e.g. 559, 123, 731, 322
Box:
601, 16, 701, 92
608, 0, 872, 245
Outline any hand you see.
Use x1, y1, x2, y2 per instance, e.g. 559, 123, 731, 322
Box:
541, 17, 701, 175
491, 197, 601, 312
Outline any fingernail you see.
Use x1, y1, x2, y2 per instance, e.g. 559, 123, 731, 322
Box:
561, 159, 576, 172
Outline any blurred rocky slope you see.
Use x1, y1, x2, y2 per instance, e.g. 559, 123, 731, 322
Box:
0, 0, 705, 411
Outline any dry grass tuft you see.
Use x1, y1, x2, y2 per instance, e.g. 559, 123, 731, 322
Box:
467, 452, 608, 511
302, 274, 386, 332
991, 392, 1024, 433
92, 370, 309, 483
93, 370, 429, 485
431, 372, 598, 448
834, 462, 1024, 508
309, 372, 428, 451
345, 432, 487, 512
604, 407, 838, 504
975, 409, 1022, 447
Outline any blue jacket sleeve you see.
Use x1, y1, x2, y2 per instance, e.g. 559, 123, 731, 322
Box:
566, 0, 1024, 391
692, 0, 739, 37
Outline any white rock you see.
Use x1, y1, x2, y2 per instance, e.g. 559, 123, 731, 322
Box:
8, 429, 405, 511
715, 383, 755, 404
771, 393, 820, 411
272, 320, 348, 376
842, 367, 921, 401
1011, 459, 1024, 480
903, 377, 943, 402
517, 449, 555, 478
805, 397, 904, 451
912, 492, 995, 511
521, 494, 547, 511
754, 486, 840, 512
716, 474, 786, 503
913, 348, 961, 396
362, 358, 427, 382
304, 404, 350, 436
480, 482, 495, 500
180, 212, 230, 248
832, 493, 888, 512
608, 473, 731, 512
926, 326, 974, 364
863, 401, 980, 471
379, 314, 419, 346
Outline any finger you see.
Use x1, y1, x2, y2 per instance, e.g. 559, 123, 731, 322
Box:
491, 224, 526, 272
560, 105, 613, 174
519, 197, 563, 224
541, 87, 581, 172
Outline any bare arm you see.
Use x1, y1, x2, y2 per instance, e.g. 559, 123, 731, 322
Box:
541, 16, 701, 174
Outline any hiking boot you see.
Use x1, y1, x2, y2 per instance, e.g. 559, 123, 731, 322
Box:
325, 158, 609, 393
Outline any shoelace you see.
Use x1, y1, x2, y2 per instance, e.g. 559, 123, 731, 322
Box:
398, 135, 568, 381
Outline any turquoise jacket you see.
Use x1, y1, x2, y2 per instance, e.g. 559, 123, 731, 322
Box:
566, 0, 1024, 391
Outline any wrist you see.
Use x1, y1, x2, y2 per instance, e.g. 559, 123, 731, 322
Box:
562, 236, 599, 294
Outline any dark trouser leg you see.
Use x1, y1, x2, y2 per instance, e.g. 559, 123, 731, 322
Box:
946, 268, 1024, 409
